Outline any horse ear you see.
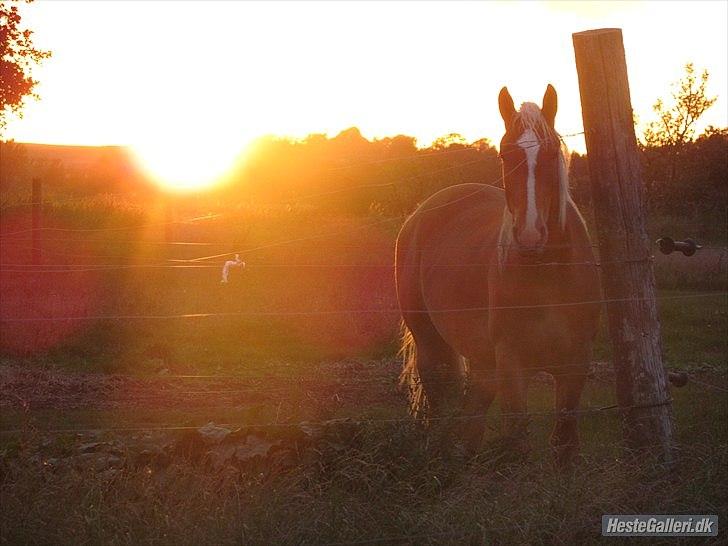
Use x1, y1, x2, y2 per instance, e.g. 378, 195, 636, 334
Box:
541, 84, 557, 127
498, 87, 516, 129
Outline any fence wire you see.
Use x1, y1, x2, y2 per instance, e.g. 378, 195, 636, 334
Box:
0, 291, 723, 323
0, 396, 678, 436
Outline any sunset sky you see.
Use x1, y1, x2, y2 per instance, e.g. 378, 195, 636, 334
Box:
4, 0, 727, 186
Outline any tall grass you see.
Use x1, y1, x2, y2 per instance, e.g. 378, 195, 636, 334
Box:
1, 382, 725, 545
1, 193, 726, 544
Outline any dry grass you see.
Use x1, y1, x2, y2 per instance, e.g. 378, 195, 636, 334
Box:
1, 199, 726, 544
1, 357, 726, 545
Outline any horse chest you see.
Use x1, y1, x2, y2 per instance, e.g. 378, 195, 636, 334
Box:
487, 271, 597, 359
494, 307, 577, 355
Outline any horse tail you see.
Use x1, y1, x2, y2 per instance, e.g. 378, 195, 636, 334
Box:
398, 318, 463, 420
398, 320, 426, 418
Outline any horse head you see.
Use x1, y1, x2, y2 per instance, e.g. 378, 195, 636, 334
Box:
498, 85, 568, 260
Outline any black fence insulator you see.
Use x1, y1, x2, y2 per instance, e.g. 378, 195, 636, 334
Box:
656, 237, 702, 257
667, 371, 689, 387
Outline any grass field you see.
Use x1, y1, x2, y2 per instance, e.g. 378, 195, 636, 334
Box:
0, 333, 725, 544
1, 197, 726, 544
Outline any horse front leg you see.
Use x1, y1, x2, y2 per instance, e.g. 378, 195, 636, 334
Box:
460, 355, 498, 455
550, 366, 587, 467
495, 344, 531, 456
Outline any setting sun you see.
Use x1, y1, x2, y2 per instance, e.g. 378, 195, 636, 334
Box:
6, 1, 726, 156
130, 133, 247, 192
1, 1, 727, 543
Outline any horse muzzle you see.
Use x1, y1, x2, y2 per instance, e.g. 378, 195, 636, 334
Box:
513, 226, 547, 261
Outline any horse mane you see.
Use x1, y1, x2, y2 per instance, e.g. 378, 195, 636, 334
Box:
516, 102, 554, 143
498, 102, 574, 268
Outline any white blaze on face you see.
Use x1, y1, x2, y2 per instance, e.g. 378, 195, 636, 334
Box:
517, 128, 540, 240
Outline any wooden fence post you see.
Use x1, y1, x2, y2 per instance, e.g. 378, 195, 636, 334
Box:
31, 177, 42, 266
572, 28, 674, 462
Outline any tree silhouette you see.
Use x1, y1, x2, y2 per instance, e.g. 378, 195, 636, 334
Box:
0, 0, 51, 136
642, 63, 717, 149
636, 63, 725, 220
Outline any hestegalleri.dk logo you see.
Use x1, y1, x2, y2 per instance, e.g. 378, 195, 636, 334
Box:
602, 515, 718, 537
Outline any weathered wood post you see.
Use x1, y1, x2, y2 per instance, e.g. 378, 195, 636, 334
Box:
572, 28, 674, 462
31, 177, 42, 265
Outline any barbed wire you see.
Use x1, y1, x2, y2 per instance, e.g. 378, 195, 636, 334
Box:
0, 193, 137, 211
293, 156, 495, 203
0, 147, 490, 215
2, 133, 723, 422
0, 212, 221, 238
1, 238, 726, 273
684, 375, 728, 393
0, 291, 723, 323
0, 236, 227, 246
0, 366, 604, 396
0, 252, 724, 274
0, 238, 603, 258
323, 529, 475, 546
0, 149, 502, 239
163, 159, 529, 264
0, 255, 661, 273
3, 365, 717, 403
1, 262, 218, 272
2, 193, 724, 269
2, 231, 723, 269
1, 157, 526, 265
0, 123, 720, 270
1, 233, 725, 254
0, 396, 674, 436
0, 357, 643, 380
2, 357, 700, 384
31, 374, 604, 398
2, 225, 722, 249
170, 216, 404, 264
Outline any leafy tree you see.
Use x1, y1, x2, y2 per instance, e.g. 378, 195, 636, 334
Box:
641, 64, 716, 187
222, 128, 502, 216
661, 125, 728, 217
639, 63, 723, 220
431, 133, 467, 150
0, 0, 51, 136
642, 63, 717, 148
0, 139, 27, 191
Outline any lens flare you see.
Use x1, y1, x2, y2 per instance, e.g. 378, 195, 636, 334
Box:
131, 132, 245, 192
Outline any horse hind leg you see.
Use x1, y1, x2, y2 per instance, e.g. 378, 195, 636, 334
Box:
550, 366, 588, 467
399, 316, 462, 420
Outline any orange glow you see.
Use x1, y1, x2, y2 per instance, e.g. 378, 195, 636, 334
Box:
4, 1, 727, 157
130, 133, 249, 192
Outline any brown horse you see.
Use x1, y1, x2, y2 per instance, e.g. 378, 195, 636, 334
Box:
396, 85, 601, 463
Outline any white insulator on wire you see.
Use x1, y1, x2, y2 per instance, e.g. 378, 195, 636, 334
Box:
221, 254, 245, 283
